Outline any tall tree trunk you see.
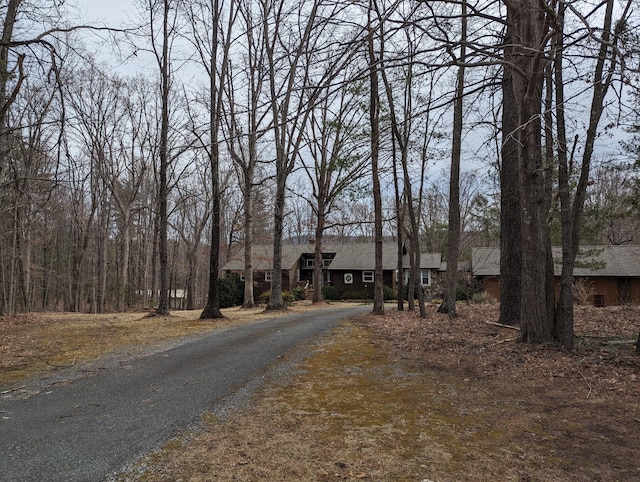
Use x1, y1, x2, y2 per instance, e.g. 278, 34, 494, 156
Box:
155, 0, 171, 316
505, 0, 554, 343
231, 0, 261, 311
439, 0, 466, 317
0, 0, 21, 136
267, 168, 287, 310
117, 214, 131, 312
97, 214, 108, 313
552, 5, 574, 347
499, 17, 522, 326
383, 72, 426, 317
241, 180, 256, 308
368, 2, 384, 315
201, 0, 233, 320
554, 0, 625, 348
264, 0, 323, 311
200, 139, 223, 318
0, 0, 22, 316
312, 209, 325, 304
392, 140, 404, 311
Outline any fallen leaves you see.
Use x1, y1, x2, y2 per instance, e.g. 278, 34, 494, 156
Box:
364, 303, 640, 399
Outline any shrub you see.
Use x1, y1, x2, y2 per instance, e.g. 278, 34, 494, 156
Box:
281, 291, 295, 306
258, 290, 295, 306
322, 285, 340, 301
383, 285, 397, 301
218, 274, 244, 308
471, 291, 497, 304
456, 278, 479, 301
258, 290, 271, 304
342, 290, 365, 300
292, 286, 306, 301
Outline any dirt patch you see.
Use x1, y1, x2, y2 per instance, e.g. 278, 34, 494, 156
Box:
118, 303, 640, 481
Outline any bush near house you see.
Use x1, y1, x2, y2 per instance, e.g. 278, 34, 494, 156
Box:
322, 285, 340, 301
258, 290, 295, 306
219, 274, 244, 308
258, 291, 270, 304
342, 290, 366, 300
383, 285, 397, 301
292, 286, 306, 301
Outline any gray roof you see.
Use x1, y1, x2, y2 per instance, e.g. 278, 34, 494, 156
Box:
223, 242, 442, 271
223, 244, 304, 271
471, 247, 501, 276
472, 245, 640, 277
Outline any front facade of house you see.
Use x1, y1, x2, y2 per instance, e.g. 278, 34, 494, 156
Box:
472, 246, 640, 306
222, 242, 444, 301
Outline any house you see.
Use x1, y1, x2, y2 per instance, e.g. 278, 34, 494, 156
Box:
472, 245, 640, 306
222, 242, 444, 300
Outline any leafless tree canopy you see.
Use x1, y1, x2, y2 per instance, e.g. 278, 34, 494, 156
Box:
0, 0, 638, 348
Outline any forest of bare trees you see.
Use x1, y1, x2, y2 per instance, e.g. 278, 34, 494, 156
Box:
0, 0, 639, 347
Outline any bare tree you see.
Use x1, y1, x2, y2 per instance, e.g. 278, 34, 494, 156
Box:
438, 1, 466, 317
137, 0, 185, 315
379, 16, 428, 317
368, 0, 384, 315
172, 160, 212, 310
0, 1, 22, 157
262, 0, 355, 310
1, 78, 58, 314
498, 10, 522, 326
553, 0, 634, 348
222, 0, 271, 309
299, 73, 369, 303
182, 0, 236, 319
502, 0, 555, 343
580, 165, 640, 245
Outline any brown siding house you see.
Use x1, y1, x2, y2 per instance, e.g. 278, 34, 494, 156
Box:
472, 246, 640, 306
223, 242, 444, 301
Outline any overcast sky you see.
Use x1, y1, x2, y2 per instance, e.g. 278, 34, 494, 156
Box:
72, 1, 154, 76
77, 0, 136, 26
70, 0, 633, 166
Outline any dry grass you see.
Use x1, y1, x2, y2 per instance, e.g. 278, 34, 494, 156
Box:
0, 302, 334, 386
119, 303, 640, 482
3, 302, 639, 481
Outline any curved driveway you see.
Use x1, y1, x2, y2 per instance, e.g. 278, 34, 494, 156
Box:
0, 305, 370, 482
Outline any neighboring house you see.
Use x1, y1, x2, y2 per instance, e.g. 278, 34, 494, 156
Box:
472, 246, 640, 306
222, 242, 444, 300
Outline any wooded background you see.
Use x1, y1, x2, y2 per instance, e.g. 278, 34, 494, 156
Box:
0, 0, 638, 347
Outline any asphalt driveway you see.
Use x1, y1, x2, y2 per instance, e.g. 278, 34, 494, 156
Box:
0, 305, 370, 482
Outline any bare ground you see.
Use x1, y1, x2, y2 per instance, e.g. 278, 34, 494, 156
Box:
2, 302, 640, 481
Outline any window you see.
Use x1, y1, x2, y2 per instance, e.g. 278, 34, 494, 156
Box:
420, 269, 431, 286
323, 271, 331, 284
265, 270, 272, 282
240, 273, 246, 281
305, 258, 314, 267
363, 271, 374, 283
404, 270, 431, 286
